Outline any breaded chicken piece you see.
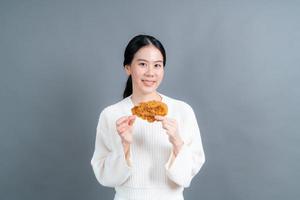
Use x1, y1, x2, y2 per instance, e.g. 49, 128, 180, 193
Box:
131, 100, 168, 122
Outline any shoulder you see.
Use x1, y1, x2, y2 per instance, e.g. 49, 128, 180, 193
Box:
162, 93, 195, 115
98, 97, 130, 121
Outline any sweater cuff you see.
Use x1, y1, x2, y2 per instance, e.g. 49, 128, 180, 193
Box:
164, 144, 193, 186
115, 144, 132, 170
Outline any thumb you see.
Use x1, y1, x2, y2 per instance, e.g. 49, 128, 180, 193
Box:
128, 115, 136, 126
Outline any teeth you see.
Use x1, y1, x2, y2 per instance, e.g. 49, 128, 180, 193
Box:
143, 80, 155, 86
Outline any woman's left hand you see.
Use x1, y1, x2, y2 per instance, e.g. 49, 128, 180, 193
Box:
155, 116, 184, 156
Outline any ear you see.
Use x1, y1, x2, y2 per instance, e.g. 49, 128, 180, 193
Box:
124, 65, 131, 76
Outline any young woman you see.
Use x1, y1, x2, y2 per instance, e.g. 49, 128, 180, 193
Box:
91, 35, 205, 200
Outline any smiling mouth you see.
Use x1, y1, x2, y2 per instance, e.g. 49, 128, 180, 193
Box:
142, 80, 156, 86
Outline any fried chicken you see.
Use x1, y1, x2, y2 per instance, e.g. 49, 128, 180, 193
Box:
131, 100, 168, 122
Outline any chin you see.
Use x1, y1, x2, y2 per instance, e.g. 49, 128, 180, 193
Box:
140, 87, 157, 94
142, 89, 156, 94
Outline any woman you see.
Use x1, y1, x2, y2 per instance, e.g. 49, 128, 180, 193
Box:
91, 34, 205, 200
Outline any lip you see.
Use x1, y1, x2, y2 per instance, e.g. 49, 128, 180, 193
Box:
142, 80, 156, 86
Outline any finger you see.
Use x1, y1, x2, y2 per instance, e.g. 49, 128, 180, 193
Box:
168, 118, 177, 124
164, 123, 177, 134
162, 119, 174, 127
164, 118, 177, 127
117, 120, 129, 129
163, 117, 175, 125
163, 117, 176, 124
128, 115, 136, 120
117, 115, 136, 127
166, 121, 177, 129
116, 116, 129, 126
162, 122, 172, 130
155, 115, 165, 121
117, 125, 126, 133
117, 123, 128, 131
128, 115, 136, 124
128, 115, 136, 126
119, 126, 129, 134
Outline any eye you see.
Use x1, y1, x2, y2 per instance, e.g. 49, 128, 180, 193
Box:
139, 62, 146, 67
154, 64, 162, 68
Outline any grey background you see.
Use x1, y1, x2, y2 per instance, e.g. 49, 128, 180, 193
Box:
0, 0, 299, 200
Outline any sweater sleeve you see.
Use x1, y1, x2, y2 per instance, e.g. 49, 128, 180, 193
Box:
91, 109, 132, 187
165, 104, 205, 187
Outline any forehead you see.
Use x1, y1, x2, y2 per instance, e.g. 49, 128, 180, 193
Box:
133, 45, 163, 62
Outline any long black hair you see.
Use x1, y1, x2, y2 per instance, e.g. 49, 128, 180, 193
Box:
123, 34, 166, 99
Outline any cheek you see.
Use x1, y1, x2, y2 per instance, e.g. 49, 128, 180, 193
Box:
131, 71, 144, 82
158, 70, 164, 79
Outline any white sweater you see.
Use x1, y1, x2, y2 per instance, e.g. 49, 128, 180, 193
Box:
91, 93, 205, 200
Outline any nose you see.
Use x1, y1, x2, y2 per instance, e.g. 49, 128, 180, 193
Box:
145, 66, 154, 76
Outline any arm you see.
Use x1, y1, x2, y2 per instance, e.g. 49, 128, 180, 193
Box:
91, 110, 132, 187
165, 105, 205, 187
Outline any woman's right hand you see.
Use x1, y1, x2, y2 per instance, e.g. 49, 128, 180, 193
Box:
116, 115, 136, 149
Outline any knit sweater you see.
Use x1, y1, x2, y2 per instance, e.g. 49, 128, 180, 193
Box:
91, 93, 205, 200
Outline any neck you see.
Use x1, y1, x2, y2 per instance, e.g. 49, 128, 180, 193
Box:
130, 91, 162, 105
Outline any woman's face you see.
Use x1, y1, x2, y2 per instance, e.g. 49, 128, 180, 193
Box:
125, 45, 164, 95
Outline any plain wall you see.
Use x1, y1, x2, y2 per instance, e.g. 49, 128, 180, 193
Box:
0, 0, 299, 199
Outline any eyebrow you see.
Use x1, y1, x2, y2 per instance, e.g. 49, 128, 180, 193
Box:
136, 59, 163, 63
